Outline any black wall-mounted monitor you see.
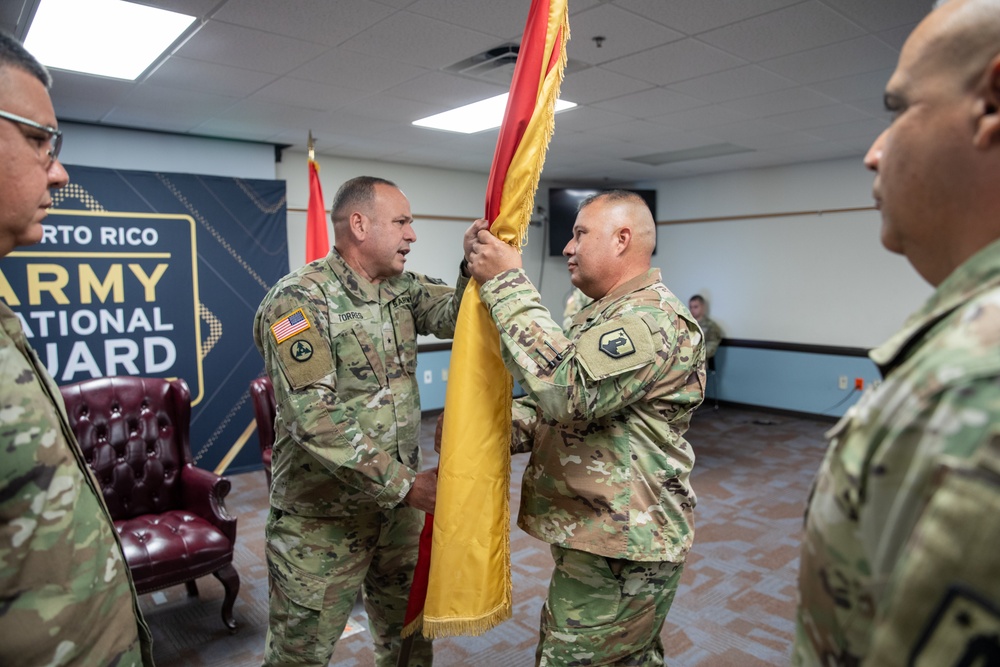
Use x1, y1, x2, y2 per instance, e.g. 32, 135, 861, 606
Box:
547, 188, 657, 256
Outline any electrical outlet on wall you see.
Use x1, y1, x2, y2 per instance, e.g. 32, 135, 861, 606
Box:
838, 375, 848, 390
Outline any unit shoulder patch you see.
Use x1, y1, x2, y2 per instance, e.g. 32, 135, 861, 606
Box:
912, 586, 1000, 666
273, 316, 332, 389
576, 316, 656, 381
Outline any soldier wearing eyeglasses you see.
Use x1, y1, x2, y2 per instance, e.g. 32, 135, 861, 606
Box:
0, 31, 154, 666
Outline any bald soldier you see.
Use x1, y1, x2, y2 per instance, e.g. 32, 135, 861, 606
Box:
794, 0, 1000, 664
464, 190, 705, 665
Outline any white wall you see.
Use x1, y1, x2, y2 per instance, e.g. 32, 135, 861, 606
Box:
651, 158, 932, 348
57, 124, 932, 351
59, 122, 276, 180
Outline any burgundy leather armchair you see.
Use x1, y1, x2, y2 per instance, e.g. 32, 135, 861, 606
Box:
60, 376, 240, 632
248, 375, 276, 487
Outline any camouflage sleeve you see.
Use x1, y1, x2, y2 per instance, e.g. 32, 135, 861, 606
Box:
511, 393, 539, 455
407, 270, 469, 339
863, 381, 1000, 666
254, 284, 414, 508
480, 268, 674, 424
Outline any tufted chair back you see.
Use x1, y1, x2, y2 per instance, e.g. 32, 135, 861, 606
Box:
249, 375, 276, 487
60, 375, 241, 632
62, 376, 190, 520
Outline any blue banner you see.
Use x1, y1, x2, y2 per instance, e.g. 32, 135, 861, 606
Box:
0, 165, 289, 474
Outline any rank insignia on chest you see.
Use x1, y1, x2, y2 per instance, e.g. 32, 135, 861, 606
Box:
271, 308, 311, 343
599, 327, 635, 359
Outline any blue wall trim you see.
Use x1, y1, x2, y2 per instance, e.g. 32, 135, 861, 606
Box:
418, 340, 880, 418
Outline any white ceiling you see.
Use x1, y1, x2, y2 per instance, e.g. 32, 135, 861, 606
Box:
3, 0, 926, 185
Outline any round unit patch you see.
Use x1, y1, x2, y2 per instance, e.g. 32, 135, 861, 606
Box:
291, 339, 314, 362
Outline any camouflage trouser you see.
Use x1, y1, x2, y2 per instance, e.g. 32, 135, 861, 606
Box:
262, 506, 433, 667
536, 545, 684, 667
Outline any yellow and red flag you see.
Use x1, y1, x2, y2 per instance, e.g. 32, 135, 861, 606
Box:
404, 0, 569, 639
305, 135, 329, 263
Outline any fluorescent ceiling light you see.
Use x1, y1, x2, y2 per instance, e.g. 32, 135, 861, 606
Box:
413, 93, 577, 134
25, 0, 196, 81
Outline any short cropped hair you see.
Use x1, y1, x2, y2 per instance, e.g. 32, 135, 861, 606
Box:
331, 176, 398, 224
0, 30, 51, 88
578, 189, 650, 214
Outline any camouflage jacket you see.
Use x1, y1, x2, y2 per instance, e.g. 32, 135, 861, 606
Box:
481, 268, 706, 562
794, 237, 1000, 666
0, 302, 153, 666
697, 316, 722, 359
253, 250, 466, 517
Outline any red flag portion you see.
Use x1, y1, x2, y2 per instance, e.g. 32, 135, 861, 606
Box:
404, 0, 569, 640
305, 158, 329, 263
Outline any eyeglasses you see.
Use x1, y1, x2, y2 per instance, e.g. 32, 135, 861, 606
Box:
0, 109, 63, 165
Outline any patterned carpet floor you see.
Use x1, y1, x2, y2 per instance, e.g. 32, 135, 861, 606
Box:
141, 405, 830, 666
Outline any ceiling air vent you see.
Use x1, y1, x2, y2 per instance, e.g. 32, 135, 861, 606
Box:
446, 44, 521, 85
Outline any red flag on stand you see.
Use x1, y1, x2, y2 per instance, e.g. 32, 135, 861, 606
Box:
305, 134, 329, 263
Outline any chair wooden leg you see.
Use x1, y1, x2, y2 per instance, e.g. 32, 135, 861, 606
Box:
185, 580, 199, 597
214, 563, 240, 633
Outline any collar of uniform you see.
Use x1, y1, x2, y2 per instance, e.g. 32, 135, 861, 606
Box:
602, 268, 661, 303
871, 236, 1000, 372
326, 248, 394, 303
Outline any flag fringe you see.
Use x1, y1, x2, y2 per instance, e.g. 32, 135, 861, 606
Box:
420, 600, 513, 639
515, 21, 569, 251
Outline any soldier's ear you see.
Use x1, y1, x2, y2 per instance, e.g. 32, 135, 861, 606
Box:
973, 54, 1000, 149
348, 211, 367, 240
615, 225, 632, 256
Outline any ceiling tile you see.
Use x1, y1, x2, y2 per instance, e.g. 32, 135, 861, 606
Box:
603, 39, 747, 86
699, 1, 865, 61
383, 71, 506, 108
560, 68, 653, 105
566, 4, 684, 65
290, 48, 426, 92
147, 56, 276, 97
765, 104, 871, 131
666, 65, 797, 103
620, 0, 803, 35
338, 11, 495, 69
821, 0, 931, 31
760, 35, 900, 84
593, 87, 708, 118
806, 67, 894, 103
405, 0, 531, 40
176, 20, 329, 74
213, 0, 394, 46
721, 87, 836, 118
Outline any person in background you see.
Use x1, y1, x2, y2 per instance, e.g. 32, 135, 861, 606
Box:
462, 190, 705, 665
794, 0, 1000, 663
0, 30, 154, 666
254, 176, 469, 667
688, 294, 722, 359
561, 286, 593, 330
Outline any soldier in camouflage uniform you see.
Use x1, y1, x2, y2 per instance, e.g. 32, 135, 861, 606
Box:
0, 31, 154, 666
794, 1, 1000, 664
687, 295, 721, 360
254, 176, 469, 666
465, 190, 706, 666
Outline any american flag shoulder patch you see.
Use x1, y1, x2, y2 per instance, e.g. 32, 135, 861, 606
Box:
271, 308, 311, 343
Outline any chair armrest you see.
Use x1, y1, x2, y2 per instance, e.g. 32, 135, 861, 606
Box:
180, 464, 237, 543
